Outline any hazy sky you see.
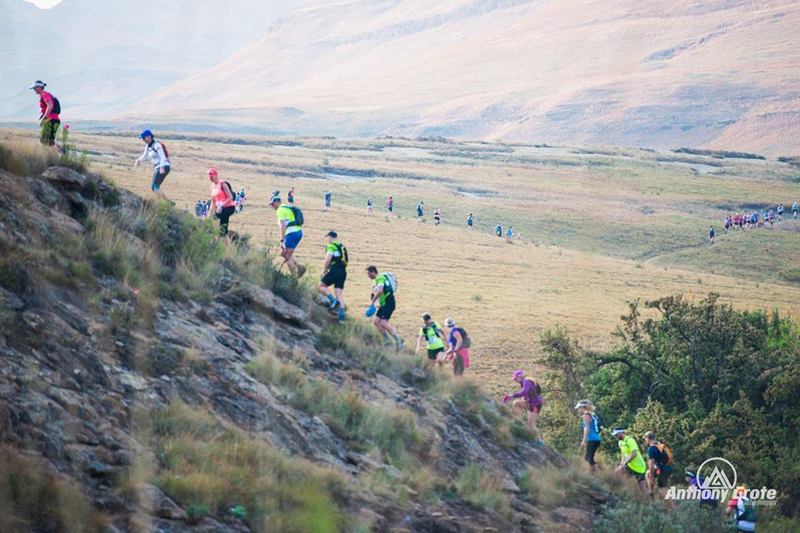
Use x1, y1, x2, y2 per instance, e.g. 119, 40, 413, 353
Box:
25, 0, 62, 7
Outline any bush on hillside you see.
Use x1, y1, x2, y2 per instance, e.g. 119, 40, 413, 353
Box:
536, 293, 800, 521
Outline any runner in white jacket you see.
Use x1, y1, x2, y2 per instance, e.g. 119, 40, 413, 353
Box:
133, 129, 172, 202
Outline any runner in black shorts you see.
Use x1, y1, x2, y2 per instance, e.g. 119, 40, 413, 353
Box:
376, 293, 395, 320
318, 231, 348, 321
366, 266, 403, 350
415, 313, 447, 366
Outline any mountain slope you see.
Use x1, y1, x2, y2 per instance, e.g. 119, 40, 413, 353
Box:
0, 142, 604, 531
0, 0, 297, 120
137, 0, 800, 154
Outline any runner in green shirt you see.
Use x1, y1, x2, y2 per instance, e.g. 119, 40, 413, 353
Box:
415, 313, 446, 366
612, 428, 647, 493
270, 195, 305, 278
318, 230, 347, 321
365, 265, 403, 350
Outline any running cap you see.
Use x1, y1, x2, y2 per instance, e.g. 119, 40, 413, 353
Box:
270, 195, 281, 204
28, 80, 46, 89
326, 230, 338, 238
207, 167, 219, 177
574, 399, 592, 409
138, 129, 153, 139
512, 369, 525, 380
421, 313, 432, 321
611, 427, 626, 436
445, 317, 456, 327
644, 431, 656, 440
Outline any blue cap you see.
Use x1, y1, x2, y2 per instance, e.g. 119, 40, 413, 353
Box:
138, 129, 153, 139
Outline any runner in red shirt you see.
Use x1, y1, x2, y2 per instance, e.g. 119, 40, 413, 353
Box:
29, 80, 61, 148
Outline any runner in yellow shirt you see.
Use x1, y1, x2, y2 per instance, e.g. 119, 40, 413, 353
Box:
612, 427, 647, 493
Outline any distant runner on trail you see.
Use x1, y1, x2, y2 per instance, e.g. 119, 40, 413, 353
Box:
365, 266, 403, 350
324, 190, 332, 212
434, 207, 441, 226
29, 80, 61, 149
503, 370, 544, 444
318, 230, 347, 321
133, 129, 172, 203
386, 196, 394, 219
505, 226, 514, 240
709, 226, 716, 244
444, 317, 470, 377
793, 201, 798, 219
415, 313, 447, 367
644, 431, 674, 506
466, 213, 474, 229
575, 400, 601, 472
416, 201, 425, 221
270, 195, 306, 278
495, 223, 503, 238
726, 486, 757, 532
612, 428, 647, 493
287, 187, 295, 204
207, 168, 236, 237
367, 197, 374, 215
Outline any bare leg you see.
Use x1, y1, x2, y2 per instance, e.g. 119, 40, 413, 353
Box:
527, 409, 541, 441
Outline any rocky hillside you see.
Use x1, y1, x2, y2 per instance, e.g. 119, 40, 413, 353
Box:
138, 0, 800, 155
0, 144, 606, 531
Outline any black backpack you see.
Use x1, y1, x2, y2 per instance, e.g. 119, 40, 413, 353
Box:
52, 96, 61, 115
334, 242, 348, 267
288, 205, 304, 226
455, 327, 472, 348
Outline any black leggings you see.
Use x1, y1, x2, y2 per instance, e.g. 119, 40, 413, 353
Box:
585, 440, 601, 466
215, 206, 236, 236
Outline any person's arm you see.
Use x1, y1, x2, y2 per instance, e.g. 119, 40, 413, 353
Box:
646, 454, 656, 495
581, 413, 591, 446
134, 145, 148, 167
279, 219, 288, 242
41, 94, 53, 121
323, 251, 333, 272
222, 181, 234, 203
371, 284, 384, 306
415, 333, 423, 354
511, 379, 532, 399
452, 330, 463, 352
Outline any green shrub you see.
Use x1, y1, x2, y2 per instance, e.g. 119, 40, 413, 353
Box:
453, 464, 509, 515
595, 500, 725, 533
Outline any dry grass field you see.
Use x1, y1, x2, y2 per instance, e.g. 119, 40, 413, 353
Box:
5, 127, 799, 393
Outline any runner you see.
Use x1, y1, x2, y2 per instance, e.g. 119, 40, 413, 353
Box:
367, 197, 374, 215
495, 223, 503, 238
433, 207, 441, 226
467, 213, 474, 229
685, 469, 719, 508
324, 190, 332, 212
386, 196, 394, 219
415, 313, 447, 367
726, 486, 756, 532
612, 428, 647, 493
133, 129, 172, 203
365, 266, 403, 350
644, 431, 673, 506
502, 370, 544, 444
505, 226, 514, 240
416, 201, 425, 221
777, 204, 784, 222
318, 230, 347, 321
444, 317, 471, 377
793, 201, 798, 219
575, 400, 601, 472
207, 168, 236, 237
29, 80, 61, 149
235, 188, 246, 213
709, 226, 716, 244
270, 195, 306, 278
287, 187, 295, 204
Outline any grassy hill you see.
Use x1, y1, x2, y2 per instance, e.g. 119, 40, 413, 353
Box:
4, 127, 798, 394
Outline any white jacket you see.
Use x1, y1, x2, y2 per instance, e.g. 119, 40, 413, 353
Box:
137, 140, 170, 170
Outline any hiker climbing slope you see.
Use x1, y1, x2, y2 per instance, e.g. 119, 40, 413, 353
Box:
270, 195, 306, 278
133, 129, 172, 203
365, 266, 403, 350
29, 80, 61, 149
318, 230, 348, 321
503, 370, 544, 444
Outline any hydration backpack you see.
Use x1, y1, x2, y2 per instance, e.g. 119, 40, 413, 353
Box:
52, 96, 61, 114
288, 206, 304, 226
655, 443, 674, 466
456, 327, 472, 348
737, 498, 756, 523
383, 272, 398, 293
334, 242, 349, 267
